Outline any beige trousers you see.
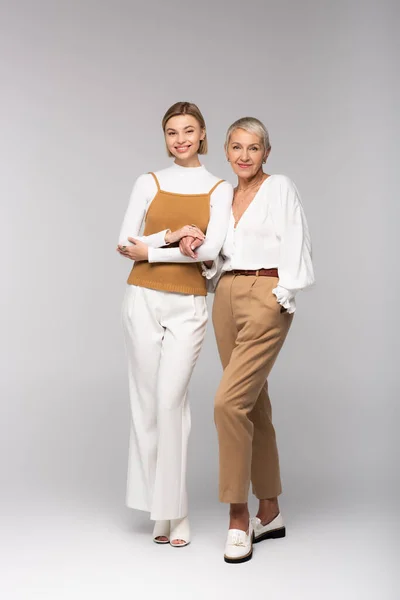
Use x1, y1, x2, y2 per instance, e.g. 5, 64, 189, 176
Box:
212, 273, 293, 504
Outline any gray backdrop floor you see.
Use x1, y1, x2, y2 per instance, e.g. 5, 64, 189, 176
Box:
1, 498, 398, 600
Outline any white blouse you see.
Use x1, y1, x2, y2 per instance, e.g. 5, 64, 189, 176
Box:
119, 163, 233, 262
203, 175, 315, 313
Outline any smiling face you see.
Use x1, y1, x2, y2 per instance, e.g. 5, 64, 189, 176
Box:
226, 128, 270, 179
164, 115, 205, 165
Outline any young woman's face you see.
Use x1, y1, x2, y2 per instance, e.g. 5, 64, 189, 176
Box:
164, 115, 205, 162
226, 128, 269, 179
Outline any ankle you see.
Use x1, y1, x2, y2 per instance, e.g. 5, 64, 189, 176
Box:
229, 503, 249, 517
256, 498, 279, 524
229, 504, 250, 531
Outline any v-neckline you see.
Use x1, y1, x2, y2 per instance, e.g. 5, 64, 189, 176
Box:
232, 175, 273, 229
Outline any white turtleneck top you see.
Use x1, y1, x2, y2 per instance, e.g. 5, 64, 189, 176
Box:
118, 163, 233, 261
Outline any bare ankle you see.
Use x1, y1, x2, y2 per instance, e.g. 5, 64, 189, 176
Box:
256, 497, 280, 524
229, 503, 249, 518
229, 503, 250, 531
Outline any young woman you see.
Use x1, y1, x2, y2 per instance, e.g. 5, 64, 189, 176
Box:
180, 117, 315, 562
117, 102, 233, 547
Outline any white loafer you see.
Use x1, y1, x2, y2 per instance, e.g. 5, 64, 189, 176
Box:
170, 516, 191, 547
224, 522, 253, 564
251, 513, 286, 543
153, 520, 170, 544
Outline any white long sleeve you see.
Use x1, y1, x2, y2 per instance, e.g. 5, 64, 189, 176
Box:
269, 177, 314, 310
118, 174, 169, 248
202, 174, 314, 312
148, 181, 233, 263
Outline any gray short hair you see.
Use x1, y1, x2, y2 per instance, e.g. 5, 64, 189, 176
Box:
225, 117, 271, 150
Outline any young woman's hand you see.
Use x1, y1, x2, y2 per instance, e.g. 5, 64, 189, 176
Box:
117, 238, 149, 261
179, 236, 204, 259
165, 225, 205, 245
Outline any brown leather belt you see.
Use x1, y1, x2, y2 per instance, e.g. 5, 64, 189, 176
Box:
230, 268, 279, 277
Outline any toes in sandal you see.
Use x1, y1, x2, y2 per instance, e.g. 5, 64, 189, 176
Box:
170, 516, 191, 547
153, 520, 171, 544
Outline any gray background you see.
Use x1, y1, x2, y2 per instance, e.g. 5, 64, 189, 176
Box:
1, 0, 399, 598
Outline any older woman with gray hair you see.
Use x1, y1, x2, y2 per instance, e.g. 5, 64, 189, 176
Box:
180, 117, 315, 563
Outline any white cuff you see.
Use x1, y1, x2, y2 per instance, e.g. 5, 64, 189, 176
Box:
145, 229, 170, 248
121, 229, 170, 249
162, 229, 171, 245
201, 261, 218, 279
148, 247, 156, 262
272, 285, 296, 314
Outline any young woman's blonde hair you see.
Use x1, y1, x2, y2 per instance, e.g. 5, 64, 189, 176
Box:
225, 117, 271, 151
162, 101, 208, 157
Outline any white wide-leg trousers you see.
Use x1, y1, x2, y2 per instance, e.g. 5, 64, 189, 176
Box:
122, 284, 208, 521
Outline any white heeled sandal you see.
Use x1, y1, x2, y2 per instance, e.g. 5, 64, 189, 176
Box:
170, 516, 191, 547
224, 521, 253, 564
152, 520, 170, 544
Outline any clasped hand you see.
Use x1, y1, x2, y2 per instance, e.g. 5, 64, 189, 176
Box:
117, 238, 149, 261
178, 236, 204, 259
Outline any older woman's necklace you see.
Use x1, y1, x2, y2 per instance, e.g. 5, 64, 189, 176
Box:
233, 174, 269, 227
236, 172, 268, 193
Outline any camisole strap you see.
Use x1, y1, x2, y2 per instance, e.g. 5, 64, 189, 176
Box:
148, 172, 160, 191
208, 179, 225, 195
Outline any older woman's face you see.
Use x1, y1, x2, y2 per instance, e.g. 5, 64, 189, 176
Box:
226, 128, 269, 179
